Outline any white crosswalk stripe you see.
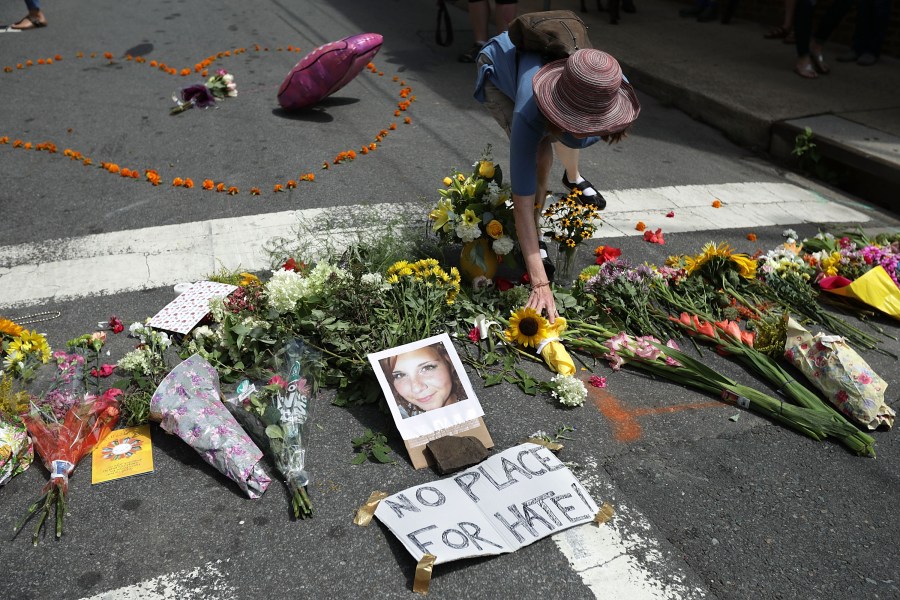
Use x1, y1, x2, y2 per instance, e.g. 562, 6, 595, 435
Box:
0, 182, 870, 310
79, 560, 235, 600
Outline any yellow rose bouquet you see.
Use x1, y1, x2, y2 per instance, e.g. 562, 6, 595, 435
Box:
428, 145, 517, 257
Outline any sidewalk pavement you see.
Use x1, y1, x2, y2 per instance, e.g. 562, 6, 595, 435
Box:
501, 0, 900, 210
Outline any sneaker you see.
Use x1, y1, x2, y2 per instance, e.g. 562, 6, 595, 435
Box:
457, 43, 484, 64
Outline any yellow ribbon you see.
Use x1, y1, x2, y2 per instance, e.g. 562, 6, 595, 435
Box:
594, 502, 615, 526
525, 437, 563, 453
413, 554, 437, 595
539, 340, 576, 375
353, 490, 388, 527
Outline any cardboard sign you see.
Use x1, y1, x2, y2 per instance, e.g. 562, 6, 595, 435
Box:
91, 425, 154, 484
368, 333, 492, 468
148, 281, 237, 334
374, 443, 598, 565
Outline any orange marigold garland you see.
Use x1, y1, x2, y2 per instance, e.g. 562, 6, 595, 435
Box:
1, 51, 413, 196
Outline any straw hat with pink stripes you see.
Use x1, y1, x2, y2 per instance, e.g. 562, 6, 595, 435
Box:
532, 49, 640, 137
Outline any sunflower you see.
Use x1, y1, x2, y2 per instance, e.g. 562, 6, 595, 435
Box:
684, 242, 731, 275
0, 318, 23, 339
506, 307, 550, 349
3, 330, 51, 371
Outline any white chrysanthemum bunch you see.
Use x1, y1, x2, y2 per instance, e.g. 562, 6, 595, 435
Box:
492, 236, 515, 255
265, 263, 345, 313
455, 222, 482, 244
485, 181, 512, 208
759, 247, 811, 280
549, 374, 587, 407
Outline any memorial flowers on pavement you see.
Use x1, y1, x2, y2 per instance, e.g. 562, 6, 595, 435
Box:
224, 340, 319, 518
16, 389, 120, 544
429, 145, 516, 255
171, 68, 238, 115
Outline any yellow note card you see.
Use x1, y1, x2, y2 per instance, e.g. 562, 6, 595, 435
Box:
92, 425, 154, 484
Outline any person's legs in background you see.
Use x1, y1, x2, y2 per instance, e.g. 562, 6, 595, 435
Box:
493, 0, 517, 33
459, 1, 517, 63
793, 0, 819, 77
808, 0, 854, 72
11, 0, 47, 30
847, 0, 892, 65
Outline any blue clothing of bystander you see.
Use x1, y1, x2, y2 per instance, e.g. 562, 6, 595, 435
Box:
474, 33, 600, 196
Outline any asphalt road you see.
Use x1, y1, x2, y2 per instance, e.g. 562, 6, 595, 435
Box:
1, 1, 899, 599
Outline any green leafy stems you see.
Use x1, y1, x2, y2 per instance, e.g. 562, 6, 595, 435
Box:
565, 319, 875, 458
14, 480, 67, 546
351, 429, 395, 464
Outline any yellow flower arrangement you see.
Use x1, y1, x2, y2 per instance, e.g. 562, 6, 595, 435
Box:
0, 318, 24, 339
684, 242, 757, 280
2, 330, 51, 380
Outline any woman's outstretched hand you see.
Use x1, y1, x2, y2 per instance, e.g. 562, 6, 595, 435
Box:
526, 281, 557, 324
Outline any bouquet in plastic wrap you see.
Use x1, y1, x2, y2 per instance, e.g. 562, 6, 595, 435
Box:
784, 318, 895, 430
224, 340, 318, 519
0, 413, 33, 487
0, 373, 34, 486
149, 354, 271, 498
15, 389, 120, 544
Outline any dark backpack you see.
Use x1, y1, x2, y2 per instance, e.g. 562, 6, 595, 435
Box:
507, 10, 593, 62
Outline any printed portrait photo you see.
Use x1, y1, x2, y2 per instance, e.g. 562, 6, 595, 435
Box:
368, 333, 484, 441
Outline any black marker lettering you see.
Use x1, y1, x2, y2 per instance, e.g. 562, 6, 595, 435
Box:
571, 482, 595, 517
416, 486, 446, 507
458, 521, 504, 551
548, 492, 586, 523
494, 505, 537, 542
408, 525, 438, 554
501, 456, 532, 481
478, 465, 517, 491
383, 493, 420, 518
441, 528, 470, 550
529, 446, 565, 472
517, 449, 546, 477
454, 471, 482, 502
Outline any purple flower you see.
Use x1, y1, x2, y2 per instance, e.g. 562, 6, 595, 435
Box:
180, 84, 217, 109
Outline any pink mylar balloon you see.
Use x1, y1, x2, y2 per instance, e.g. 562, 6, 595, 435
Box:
277, 33, 384, 110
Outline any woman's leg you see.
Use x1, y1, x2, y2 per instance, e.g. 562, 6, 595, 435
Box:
553, 143, 581, 188
494, 0, 517, 32
535, 137, 555, 226
793, 0, 818, 75
468, 0, 490, 44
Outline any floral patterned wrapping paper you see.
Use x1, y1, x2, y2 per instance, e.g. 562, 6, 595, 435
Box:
0, 414, 33, 486
784, 318, 895, 430
150, 354, 271, 498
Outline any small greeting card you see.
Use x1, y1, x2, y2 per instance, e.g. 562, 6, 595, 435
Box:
148, 281, 237, 334
91, 425, 155, 484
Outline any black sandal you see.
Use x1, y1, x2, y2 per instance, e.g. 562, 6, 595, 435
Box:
562, 172, 607, 210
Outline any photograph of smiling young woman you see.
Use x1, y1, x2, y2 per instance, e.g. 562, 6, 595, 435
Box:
379, 342, 467, 419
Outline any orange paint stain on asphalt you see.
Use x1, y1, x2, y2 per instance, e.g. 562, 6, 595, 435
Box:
589, 387, 724, 443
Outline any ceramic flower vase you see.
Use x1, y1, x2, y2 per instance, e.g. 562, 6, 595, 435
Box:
459, 238, 499, 284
